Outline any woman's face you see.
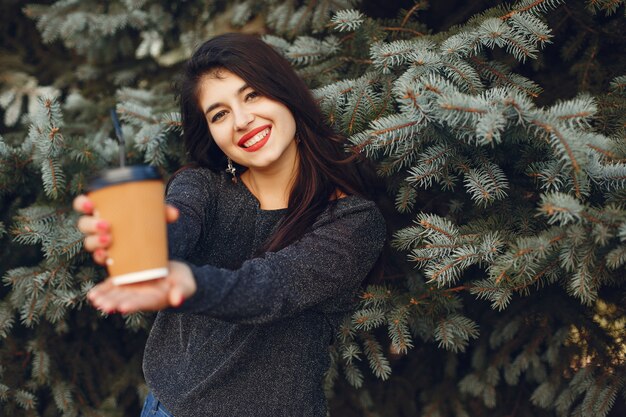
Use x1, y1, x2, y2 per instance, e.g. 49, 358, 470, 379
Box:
197, 69, 298, 176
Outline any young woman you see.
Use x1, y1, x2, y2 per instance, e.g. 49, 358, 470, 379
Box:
74, 33, 386, 417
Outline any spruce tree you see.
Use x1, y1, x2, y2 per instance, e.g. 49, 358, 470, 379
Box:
1, 1, 624, 416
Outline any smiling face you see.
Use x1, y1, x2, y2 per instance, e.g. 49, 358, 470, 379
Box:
197, 69, 298, 177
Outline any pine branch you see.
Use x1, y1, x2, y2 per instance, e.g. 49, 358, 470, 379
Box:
330, 9, 364, 32
500, 0, 565, 21
353, 308, 386, 331
387, 305, 414, 354
350, 116, 421, 156
342, 360, 364, 388
442, 57, 484, 94
0, 302, 15, 339
400, 1, 428, 27
508, 13, 553, 46
538, 192, 586, 225
470, 57, 542, 97
360, 333, 392, 380
435, 314, 479, 353
14, 389, 37, 410
530, 120, 584, 197
286, 36, 340, 66
393, 183, 417, 213
359, 285, 395, 308
463, 163, 509, 206
52, 382, 73, 414
416, 213, 459, 241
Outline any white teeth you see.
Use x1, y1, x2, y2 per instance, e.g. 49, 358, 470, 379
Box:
242, 128, 270, 148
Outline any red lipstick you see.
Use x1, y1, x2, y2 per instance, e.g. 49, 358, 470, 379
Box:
238, 124, 271, 153
238, 125, 271, 147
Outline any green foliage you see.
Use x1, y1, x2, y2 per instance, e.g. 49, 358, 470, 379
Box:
330, 9, 365, 32
286, 1, 624, 415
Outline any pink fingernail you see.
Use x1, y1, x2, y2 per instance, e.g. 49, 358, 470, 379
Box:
99, 234, 110, 244
96, 220, 109, 231
82, 201, 94, 212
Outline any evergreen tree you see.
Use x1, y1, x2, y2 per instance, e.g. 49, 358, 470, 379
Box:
1, 0, 624, 416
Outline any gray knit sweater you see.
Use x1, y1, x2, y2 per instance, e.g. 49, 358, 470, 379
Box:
142, 167, 386, 417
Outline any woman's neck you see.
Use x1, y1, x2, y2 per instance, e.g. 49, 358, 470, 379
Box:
241, 163, 298, 210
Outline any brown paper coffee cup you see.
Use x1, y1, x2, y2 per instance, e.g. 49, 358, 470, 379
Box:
88, 165, 168, 285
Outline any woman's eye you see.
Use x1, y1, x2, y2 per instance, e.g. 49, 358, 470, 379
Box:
211, 110, 227, 123
245, 91, 260, 101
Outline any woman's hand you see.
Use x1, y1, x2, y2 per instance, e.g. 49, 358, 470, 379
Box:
87, 261, 197, 314
73, 194, 192, 313
73, 194, 180, 265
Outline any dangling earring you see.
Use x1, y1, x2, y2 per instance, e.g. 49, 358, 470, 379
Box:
295, 132, 302, 144
226, 157, 237, 183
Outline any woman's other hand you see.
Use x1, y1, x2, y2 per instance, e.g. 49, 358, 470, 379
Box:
73, 194, 179, 265
87, 261, 197, 314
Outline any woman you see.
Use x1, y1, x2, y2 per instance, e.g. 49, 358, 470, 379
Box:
75, 33, 386, 417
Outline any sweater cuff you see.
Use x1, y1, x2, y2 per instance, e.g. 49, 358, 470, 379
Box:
171, 261, 222, 313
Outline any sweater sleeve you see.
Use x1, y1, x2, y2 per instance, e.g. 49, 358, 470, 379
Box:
176, 200, 386, 324
165, 168, 216, 260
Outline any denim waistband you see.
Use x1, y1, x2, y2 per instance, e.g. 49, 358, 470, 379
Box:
141, 392, 174, 417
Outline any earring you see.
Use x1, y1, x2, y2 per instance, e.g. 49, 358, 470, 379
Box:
295, 132, 302, 144
226, 157, 237, 183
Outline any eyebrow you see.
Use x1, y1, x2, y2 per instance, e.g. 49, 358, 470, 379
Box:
204, 83, 251, 115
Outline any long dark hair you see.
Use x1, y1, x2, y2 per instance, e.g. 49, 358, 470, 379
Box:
178, 33, 368, 252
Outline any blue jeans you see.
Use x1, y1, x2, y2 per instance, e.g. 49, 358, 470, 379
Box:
140, 392, 174, 417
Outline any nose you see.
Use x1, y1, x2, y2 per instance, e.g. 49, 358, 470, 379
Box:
233, 106, 254, 131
